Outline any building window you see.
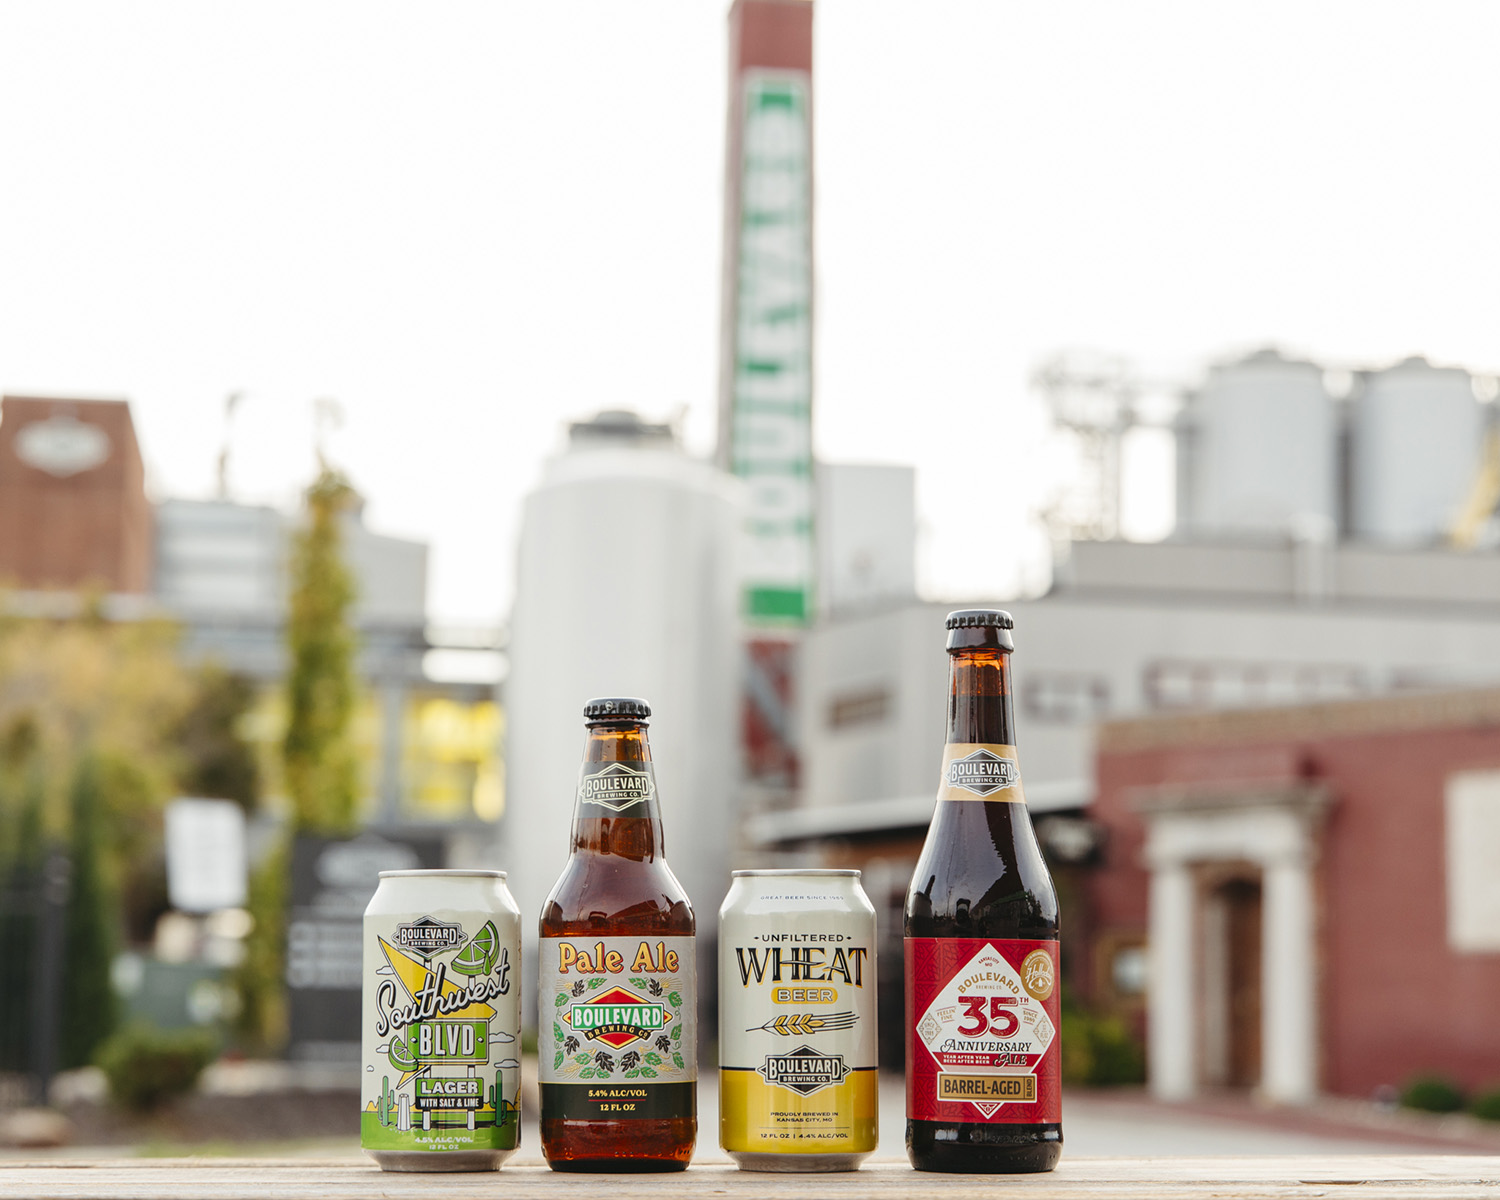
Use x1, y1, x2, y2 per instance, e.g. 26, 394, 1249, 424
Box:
1143, 659, 1368, 711
828, 686, 890, 729
1022, 672, 1110, 724
1446, 770, 1500, 953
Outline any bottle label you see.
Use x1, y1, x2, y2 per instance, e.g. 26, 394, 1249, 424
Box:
938, 743, 1025, 803
576, 761, 657, 814
905, 937, 1060, 1124
538, 935, 696, 1121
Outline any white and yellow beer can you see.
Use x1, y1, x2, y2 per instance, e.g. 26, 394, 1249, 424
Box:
718, 869, 878, 1172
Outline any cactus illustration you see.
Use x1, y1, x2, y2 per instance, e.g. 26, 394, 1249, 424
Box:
379, 1076, 395, 1127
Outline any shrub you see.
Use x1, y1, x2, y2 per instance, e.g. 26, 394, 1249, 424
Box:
1061, 1007, 1146, 1087
1469, 1088, 1500, 1122
1400, 1075, 1465, 1114
96, 1025, 216, 1111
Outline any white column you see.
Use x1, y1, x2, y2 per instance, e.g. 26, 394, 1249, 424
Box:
1261, 853, 1317, 1104
1148, 860, 1196, 1101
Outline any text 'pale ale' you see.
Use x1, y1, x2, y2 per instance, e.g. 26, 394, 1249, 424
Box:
538, 697, 697, 1172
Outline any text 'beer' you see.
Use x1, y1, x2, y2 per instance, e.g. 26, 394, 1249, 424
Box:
719, 869, 878, 1172
361, 869, 522, 1172
904, 610, 1062, 1173
539, 698, 696, 1172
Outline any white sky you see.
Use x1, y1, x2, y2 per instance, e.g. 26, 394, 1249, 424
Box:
1, 2, 1497, 624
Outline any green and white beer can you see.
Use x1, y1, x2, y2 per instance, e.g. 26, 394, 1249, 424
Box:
362, 869, 521, 1171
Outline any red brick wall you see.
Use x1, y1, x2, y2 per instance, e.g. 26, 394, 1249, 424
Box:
1090, 705, 1500, 1097
0, 396, 152, 594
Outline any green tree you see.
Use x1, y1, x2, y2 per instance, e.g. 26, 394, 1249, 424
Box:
235, 466, 362, 1052
282, 468, 360, 835
175, 664, 261, 810
59, 753, 118, 1069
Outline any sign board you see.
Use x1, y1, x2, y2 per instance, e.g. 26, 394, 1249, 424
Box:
165, 798, 247, 913
726, 70, 815, 625
286, 832, 443, 1063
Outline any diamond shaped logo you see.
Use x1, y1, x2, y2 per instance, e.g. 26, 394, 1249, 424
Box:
577, 762, 656, 812
757, 1045, 850, 1096
946, 749, 1019, 797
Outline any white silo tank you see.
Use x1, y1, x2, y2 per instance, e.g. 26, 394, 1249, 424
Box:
1177, 348, 1336, 538
500, 411, 742, 1024
1350, 356, 1483, 544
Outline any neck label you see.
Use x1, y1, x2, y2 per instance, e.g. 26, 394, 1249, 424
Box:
577, 761, 656, 813
939, 744, 1024, 803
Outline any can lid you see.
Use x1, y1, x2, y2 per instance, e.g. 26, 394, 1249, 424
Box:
731, 868, 861, 878
583, 696, 651, 720
945, 609, 1014, 631
378, 869, 507, 879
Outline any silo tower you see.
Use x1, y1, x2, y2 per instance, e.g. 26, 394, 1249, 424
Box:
502, 411, 742, 1022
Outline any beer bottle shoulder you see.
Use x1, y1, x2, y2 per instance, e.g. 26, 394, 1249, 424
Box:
541, 852, 695, 938
904, 800, 1058, 940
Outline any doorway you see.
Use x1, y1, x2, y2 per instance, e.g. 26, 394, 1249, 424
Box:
1201, 872, 1263, 1089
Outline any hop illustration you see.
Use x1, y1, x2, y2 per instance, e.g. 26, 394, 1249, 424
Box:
594, 1051, 615, 1073
655, 1035, 672, 1054
564, 1036, 579, 1055
648, 979, 663, 997
620, 1051, 641, 1070
571, 980, 586, 997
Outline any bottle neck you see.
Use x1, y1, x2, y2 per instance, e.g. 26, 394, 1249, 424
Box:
571, 721, 665, 860
946, 648, 1017, 745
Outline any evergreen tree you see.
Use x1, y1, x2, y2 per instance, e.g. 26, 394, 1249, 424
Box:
282, 467, 361, 834
59, 753, 117, 1069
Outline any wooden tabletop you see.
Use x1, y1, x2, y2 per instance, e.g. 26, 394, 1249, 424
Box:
2, 1156, 1497, 1199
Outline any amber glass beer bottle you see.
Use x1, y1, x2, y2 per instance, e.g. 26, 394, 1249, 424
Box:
905, 611, 1062, 1173
538, 698, 696, 1172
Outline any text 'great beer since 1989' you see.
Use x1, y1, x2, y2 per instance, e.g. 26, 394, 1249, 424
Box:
719, 870, 878, 1172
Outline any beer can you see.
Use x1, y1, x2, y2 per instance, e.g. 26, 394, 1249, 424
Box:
362, 869, 522, 1172
719, 869, 878, 1172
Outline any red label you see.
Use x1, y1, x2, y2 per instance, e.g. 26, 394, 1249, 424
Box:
905, 937, 1060, 1124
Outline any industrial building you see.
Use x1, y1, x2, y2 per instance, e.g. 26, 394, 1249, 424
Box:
500, 410, 742, 1015
0, 393, 501, 832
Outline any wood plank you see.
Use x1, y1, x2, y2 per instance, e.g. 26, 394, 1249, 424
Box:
0, 1157, 1497, 1200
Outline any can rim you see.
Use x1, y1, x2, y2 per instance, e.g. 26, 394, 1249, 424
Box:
731, 868, 860, 878
377, 869, 508, 880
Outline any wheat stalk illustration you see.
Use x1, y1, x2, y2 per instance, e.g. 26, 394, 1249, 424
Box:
747, 1011, 859, 1036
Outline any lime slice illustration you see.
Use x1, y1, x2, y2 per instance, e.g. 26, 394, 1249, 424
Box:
451, 920, 499, 977
388, 1033, 419, 1072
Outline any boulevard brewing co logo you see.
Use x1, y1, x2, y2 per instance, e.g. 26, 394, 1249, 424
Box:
578, 763, 655, 812
757, 1046, 850, 1096
563, 985, 668, 1047
947, 749, 1019, 797
394, 916, 465, 953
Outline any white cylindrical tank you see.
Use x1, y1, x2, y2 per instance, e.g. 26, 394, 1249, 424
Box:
501, 412, 742, 1024
1350, 356, 1483, 544
1177, 349, 1336, 538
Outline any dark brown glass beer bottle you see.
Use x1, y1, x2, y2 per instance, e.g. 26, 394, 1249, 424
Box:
538, 698, 696, 1172
905, 611, 1062, 1173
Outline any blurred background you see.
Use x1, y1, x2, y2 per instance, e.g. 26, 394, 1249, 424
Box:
2, 0, 1500, 1158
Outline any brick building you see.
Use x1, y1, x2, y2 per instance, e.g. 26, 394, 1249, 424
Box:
0, 396, 152, 593
1086, 689, 1500, 1103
